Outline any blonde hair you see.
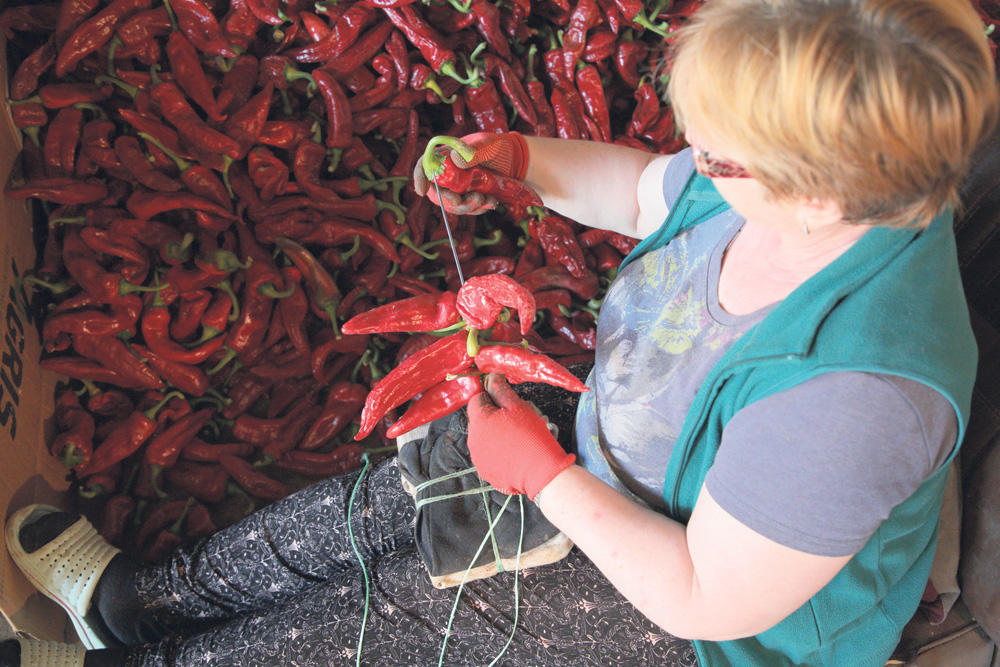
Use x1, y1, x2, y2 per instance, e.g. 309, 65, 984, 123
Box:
667, 0, 999, 227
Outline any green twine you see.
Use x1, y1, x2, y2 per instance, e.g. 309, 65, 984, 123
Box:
350, 462, 527, 667
347, 453, 373, 667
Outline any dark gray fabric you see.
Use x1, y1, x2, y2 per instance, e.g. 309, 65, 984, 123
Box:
125, 456, 697, 666
397, 364, 592, 580
706, 372, 957, 556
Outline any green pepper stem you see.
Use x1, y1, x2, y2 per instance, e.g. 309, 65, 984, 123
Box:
107, 36, 122, 78
162, 0, 179, 30
466, 328, 481, 357
207, 346, 238, 376
438, 60, 480, 86
165, 232, 195, 263
283, 64, 317, 95
322, 303, 341, 338
94, 75, 138, 99
72, 103, 108, 119
395, 233, 439, 260
474, 229, 503, 248
258, 282, 296, 299
22, 275, 72, 294
218, 280, 241, 322
138, 131, 190, 172
143, 390, 185, 421
420, 77, 457, 104
221, 156, 235, 198
339, 236, 362, 262
48, 216, 86, 226
119, 280, 170, 297
189, 325, 222, 347
327, 147, 343, 174
421, 136, 477, 180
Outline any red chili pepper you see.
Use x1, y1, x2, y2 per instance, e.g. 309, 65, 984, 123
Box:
297, 381, 368, 450
455, 273, 536, 334
11, 103, 49, 131
133, 344, 211, 397
219, 454, 289, 501
146, 407, 216, 494
113, 136, 184, 192
183, 438, 254, 462
136, 498, 192, 551
40, 357, 149, 389
386, 374, 482, 439
271, 444, 364, 477
533, 215, 589, 279
10, 39, 56, 100
222, 370, 274, 419
151, 81, 242, 160
310, 332, 370, 384
549, 87, 583, 140
300, 10, 332, 40
290, 3, 376, 62
141, 290, 226, 365
5, 177, 107, 205
475, 344, 589, 392
464, 77, 509, 133
37, 83, 110, 109
323, 20, 395, 77
165, 31, 225, 122
273, 237, 342, 334
342, 291, 462, 335
127, 190, 236, 221
562, 0, 601, 80
575, 64, 612, 143
222, 82, 274, 160
43, 107, 84, 178
518, 264, 600, 300
385, 29, 410, 91
258, 119, 312, 149
117, 7, 171, 45
49, 390, 96, 471
171, 0, 238, 57
312, 68, 353, 151
382, 6, 476, 84
163, 460, 228, 503
78, 390, 181, 478
73, 333, 164, 390
55, 0, 151, 77
421, 137, 542, 208
87, 389, 134, 421
54, 0, 100, 46
355, 330, 473, 440
171, 290, 212, 341
98, 495, 134, 547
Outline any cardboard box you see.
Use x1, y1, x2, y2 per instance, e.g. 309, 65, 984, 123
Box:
0, 35, 76, 643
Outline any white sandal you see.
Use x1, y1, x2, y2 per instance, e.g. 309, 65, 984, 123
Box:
5, 504, 121, 650
16, 638, 86, 667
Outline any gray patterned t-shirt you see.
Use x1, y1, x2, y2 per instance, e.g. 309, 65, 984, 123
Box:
574, 150, 957, 556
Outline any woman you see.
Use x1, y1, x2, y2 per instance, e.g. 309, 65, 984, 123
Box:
5, 0, 997, 665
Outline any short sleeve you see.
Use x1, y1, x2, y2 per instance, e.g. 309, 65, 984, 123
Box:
662, 147, 695, 209
704, 372, 957, 557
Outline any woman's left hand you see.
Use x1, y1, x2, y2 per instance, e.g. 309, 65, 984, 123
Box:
466, 373, 576, 500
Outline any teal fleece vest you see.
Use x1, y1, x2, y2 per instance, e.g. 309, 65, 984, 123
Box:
621, 173, 977, 666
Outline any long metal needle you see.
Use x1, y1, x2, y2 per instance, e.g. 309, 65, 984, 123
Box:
432, 176, 466, 286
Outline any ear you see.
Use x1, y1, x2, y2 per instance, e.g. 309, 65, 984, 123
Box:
796, 197, 844, 229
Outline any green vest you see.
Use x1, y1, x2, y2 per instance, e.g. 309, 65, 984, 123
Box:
622, 173, 977, 666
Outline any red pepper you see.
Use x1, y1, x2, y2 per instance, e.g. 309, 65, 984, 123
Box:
342, 291, 461, 334
221, 83, 274, 161
474, 344, 589, 392
77, 390, 181, 478
38, 83, 110, 109
55, 0, 151, 77
421, 137, 542, 208
49, 390, 96, 471
385, 29, 410, 91
127, 190, 236, 221
533, 215, 589, 279
219, 454, 289, 501
562, 0, 601, 79
113, 136, 184, 192
43, 107, 84, 178
171, 290, 212, 341
87, 389, 134, 421
146, 407, 216, 495
274, 237, 342, 334
40, 357, 149, 389
136, 498, 192, 551
98, 495, 134, 547
313, 68, 353, 151
165, 31, 225, 122
291, 3, 375, 62
54, 0, 100, 46
300, 10, 332, 41
518, 264, 600, 300
382, 6, 477, 84
117, 7, 171, 45
183, 438, 254, 462
151, 81, 242, 160
386, 374, 482, 439
5, 177, 107, 205
258, 119, 312, 149
171, 0, 238, 57
141, 290, 225, 365
134, 344, 211, 397
484, 54, 537, 128
164, 460, 228, 503
575, 64, 612, 143
272, 444, 364, 477
465, 77, 509, 133
455, 274, 536, 335
355, 331, 473, 440
222, 370, 274, 419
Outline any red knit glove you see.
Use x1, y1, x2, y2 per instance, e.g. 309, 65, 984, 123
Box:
413, 132, 530, 215
466, 373, 575, 501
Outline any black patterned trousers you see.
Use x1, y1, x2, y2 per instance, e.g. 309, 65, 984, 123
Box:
124, 457, 697, 667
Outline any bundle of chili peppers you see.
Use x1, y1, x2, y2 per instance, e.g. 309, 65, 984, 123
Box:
2, 0, 706, 559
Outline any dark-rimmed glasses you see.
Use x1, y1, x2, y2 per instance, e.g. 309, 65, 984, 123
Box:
690, 143, 753, 179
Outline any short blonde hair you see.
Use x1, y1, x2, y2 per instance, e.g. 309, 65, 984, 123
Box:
668, 0, 999, 227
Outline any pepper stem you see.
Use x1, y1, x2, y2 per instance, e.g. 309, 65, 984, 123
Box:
48, 216, 86, 226
72, 103, 108, 119
395, 232, 439, 260
322, 303, 341, 338
474, 229, 503, 248
466, 328, 480, 357
119, 279, 170, 298
162, 0, 179, 30
207, 346, 238, 375
143, 391, 185, 421
421, 136, 477, 180
218, 280, 241, 322
339, 236, 362, 262
94, 75, 138, 99
221, 156, 235, 198
438, 60, 480, 86
258, 282, 296, 299
419, 77, 457, 104
107, 36, 122, 78
22, 275, 72, 294
138, 131, 190, 172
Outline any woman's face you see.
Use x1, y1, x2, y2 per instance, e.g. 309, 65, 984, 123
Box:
684, 125, 842, 234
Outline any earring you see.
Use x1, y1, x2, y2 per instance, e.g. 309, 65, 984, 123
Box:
802, 221, 810, 235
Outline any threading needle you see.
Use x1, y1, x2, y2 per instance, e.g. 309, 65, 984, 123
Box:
432, 176, 466, 286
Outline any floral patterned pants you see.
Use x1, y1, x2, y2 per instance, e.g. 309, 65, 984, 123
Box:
124, 457, 697, 666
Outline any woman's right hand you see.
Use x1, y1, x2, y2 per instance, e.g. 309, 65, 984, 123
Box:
411, 132, 530, 215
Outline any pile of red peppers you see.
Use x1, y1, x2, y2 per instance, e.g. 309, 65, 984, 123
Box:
0, 0, 709, 560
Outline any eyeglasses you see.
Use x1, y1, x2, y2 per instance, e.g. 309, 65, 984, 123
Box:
690, 143, 753, 179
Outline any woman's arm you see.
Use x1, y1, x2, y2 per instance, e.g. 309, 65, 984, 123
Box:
536, 466, 852, 641
521, 136, 674, 238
